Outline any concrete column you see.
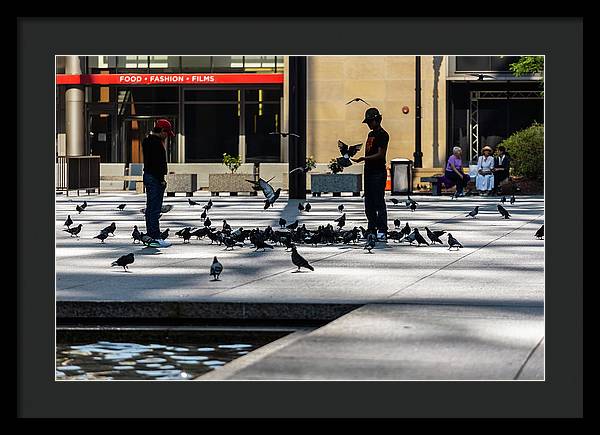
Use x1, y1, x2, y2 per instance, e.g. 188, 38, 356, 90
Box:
65, 56, 85, 156
281, 56, 289, 163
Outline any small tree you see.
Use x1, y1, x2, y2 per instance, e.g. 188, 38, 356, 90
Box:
510, 56, 544, 93
499, 122, 544, 181
306, 155, 317, 172
222, 153, 242, 174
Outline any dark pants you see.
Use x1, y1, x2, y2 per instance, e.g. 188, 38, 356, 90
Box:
445, 170, 470, 194
144, 172, 165, 239
364, 170, 388, 232
494, 171, 509, 191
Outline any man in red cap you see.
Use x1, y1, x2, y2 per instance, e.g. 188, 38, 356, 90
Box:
141, 119, 175, 248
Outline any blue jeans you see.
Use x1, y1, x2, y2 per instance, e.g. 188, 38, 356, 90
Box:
364, 170, 388, 232
143, 172, 165, 239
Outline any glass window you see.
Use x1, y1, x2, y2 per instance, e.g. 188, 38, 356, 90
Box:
184, 104, 239, 162
126, 87, 179, 103
245, 103, 281, 162
491, 56, 521, 72
181, 56, 212, 72
212, 56, 244, 73
456, 56, 491, 72
120, 103, 179, 118
245, 88, 282, 102
184, 89, 239, 102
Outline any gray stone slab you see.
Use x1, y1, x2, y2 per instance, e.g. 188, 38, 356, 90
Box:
216, 304, 544, 380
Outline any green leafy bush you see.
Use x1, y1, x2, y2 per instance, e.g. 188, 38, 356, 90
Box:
306, 155, 317, 172
222, 153, 242, 174
499, 122, 544, 181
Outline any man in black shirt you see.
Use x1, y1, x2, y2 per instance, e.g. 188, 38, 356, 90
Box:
351, 108, 389, 241
142, 118, 174, 248
492, 145, 511, 195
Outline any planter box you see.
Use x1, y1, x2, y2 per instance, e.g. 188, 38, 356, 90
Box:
209, 173, 257, 196
165, 173, 198, 197
310, 173, 362, 197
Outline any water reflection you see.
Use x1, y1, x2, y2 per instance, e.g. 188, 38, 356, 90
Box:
56, 340, 260, 380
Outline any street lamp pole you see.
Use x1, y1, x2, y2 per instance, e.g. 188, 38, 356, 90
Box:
288, 56, 307, 199
414, 55, 423, 168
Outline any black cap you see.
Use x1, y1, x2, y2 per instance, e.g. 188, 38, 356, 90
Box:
362, 107, 382, 123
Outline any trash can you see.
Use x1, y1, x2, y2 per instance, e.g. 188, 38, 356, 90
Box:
390, 158, 413, 195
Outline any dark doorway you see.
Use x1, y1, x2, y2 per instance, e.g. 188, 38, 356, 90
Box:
88, 113, 112, 162
121, 117, 177, 165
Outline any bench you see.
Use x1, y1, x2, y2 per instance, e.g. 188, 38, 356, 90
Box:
420, 176, 450, 196
100, 175, 145, 193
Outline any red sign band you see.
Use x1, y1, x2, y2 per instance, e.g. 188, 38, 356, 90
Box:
56, 73, 284, 85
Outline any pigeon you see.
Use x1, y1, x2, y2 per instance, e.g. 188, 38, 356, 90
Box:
223, 237, 244, 250
279, 218, 287, 229
63, 224, 82, 238
291, 246, 314, 272
535, 225, 544, 239
466, 206, 479, 218
201, 209, 207, 220
203, 199, 213, 211
393, 218, 401, 229
81, 201, 88, 210
337, 140, 363, 167
117, 204, 126, 211
288, 162, 311, 175
94, 230, 109, 243
447, 233, 463, 250
259, 178, 281, 210
188, 198, 200, 206
131, 225, 142, 244
304, 202, 311, 212
424, 227, 445, 245
497, 204, 511, 219
111, 253, 134, 271
102, 222, 116, 236
510, 195, 516, 205
334, 213, 346, 229
180, 227, 192, 244
364, 233, 377, 253
75, 204, 84, 214
405, 196, 418, 207
210, 256, 223, 281
298, 202, 305, 211
409, 202, 417, 212
412, 228, 430, 246
64, 215, 73, 228
389, 198, 400, 205
500, 196, 507, 204
269, 131, 300, 138
286, 220, 299, 231
253, 238, 274, 251
469, 73, 495, 80
346, 97, 370, 106
204, 217, 212, 227
338, 204, 344, 213
222, 220, 232, 232
159, 228, 169, 240
399, 222, 411, 239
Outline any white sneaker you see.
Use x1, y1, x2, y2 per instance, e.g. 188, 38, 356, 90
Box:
157, 239, 172, 248
377, 232, 387, 242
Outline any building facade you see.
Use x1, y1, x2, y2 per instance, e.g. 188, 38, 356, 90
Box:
56, 55, 543, 188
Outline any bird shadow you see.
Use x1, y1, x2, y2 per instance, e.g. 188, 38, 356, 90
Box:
291, 270, 309, 273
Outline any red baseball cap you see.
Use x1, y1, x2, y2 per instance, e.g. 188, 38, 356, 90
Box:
154, 119, 176, 136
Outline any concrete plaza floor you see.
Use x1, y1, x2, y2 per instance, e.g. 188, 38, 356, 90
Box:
56, 190, 544, 380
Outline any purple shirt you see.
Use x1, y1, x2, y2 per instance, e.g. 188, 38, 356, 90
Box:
446, 155, 463, 172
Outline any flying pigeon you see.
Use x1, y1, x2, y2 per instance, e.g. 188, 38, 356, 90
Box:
64, 215, 73, 228
246, 176, 276, 190
291, 246, 314, 272
535, 225, 544, 239
210, 256, 223, 281
346, 97, 370, 106
117, 204, 126, 211
337, 140, 363, 167
259, 178, 282, 210
497, 204, 511, 219
63, 224, 82, 238
111, 253, 134, 271
447, 233, 463, 250
269, 131, 300, 138
466, 206, 479, 218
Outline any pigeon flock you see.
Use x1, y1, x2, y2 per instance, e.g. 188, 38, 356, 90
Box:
60, 174, 542, 281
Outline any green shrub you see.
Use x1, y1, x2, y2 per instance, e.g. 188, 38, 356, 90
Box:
499, 122, 544, 181
222, 153, 242, 174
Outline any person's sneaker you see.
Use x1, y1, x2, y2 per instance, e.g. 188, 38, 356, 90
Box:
376, 232, 387, 242
156, 238, 172, 248
145, 239, 161, 248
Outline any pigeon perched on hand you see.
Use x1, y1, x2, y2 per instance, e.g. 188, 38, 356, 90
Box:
466, 206, 479, 218
111, 253, 134, 271
117, 204, 126, 211
497, 204, 511, 219
210, 256, 223, 281
337, 140, 363, 167
64, 215, 73, 228
447, 233, 463, 250
535, 225, 544, 239
64, 224, 82, 238
291, 246, 314, 272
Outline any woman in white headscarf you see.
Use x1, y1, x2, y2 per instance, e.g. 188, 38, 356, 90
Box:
475, 145, 495, 195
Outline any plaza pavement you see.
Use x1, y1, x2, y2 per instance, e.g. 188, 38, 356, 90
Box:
56, 191, 544, 380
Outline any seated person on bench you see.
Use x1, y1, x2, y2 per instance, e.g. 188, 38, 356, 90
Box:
492, 145, 511, 194
445, 146, 471, 197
